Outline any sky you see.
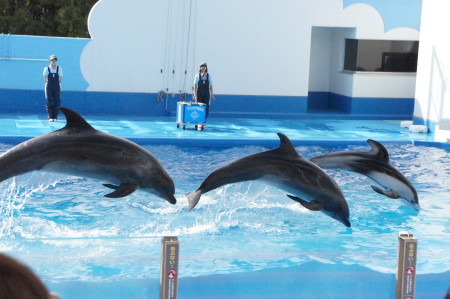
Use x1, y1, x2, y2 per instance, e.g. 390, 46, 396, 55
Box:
344, 0, 422, 31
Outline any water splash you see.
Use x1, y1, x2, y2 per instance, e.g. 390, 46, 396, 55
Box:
0, 177, 48, 238
0, 144, 449, 281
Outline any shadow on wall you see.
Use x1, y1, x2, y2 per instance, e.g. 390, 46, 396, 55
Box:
414, 47, 448, 131
427, 47, 448, 122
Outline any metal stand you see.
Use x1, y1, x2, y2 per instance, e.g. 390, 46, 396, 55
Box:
160, 236, 180, 299
396, 231, 418, 299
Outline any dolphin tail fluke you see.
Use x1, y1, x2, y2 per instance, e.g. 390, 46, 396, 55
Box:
103, 183, 138, 198
287, 195, 322, 211
187, 190, 202, 210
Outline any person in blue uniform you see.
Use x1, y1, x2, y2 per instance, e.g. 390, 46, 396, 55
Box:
193, 62, 215, 129
43, 55, 63, 122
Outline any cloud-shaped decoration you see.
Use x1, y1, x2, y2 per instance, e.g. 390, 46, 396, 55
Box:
80, 0, 419, 95
307, 1, 418, 40
344, 0, 422, 32
81, 0, 170, 93
338, 3, 419, 40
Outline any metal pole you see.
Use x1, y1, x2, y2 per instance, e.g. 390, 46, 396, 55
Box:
396, 231, 418, 299
160, 236, 180, 299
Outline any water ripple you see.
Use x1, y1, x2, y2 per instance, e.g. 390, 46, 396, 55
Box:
1, 143, 449, 280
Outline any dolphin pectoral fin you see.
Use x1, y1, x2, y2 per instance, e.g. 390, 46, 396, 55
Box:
103, 184, 118, 189
103, 183, 138, 198
371, 185, 400, 199
286, 194, 304, 204
187, 190, 202, 210
287, 195, 322, 211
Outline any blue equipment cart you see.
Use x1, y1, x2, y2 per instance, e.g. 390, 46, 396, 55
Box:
176, 101, 207, 130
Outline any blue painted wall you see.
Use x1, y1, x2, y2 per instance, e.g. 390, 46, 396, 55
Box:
307, 92, 414, 119
0, 34, 89, 91
0, 88, 414, 120
181, 95, 309, 118
0, 89, 166, 116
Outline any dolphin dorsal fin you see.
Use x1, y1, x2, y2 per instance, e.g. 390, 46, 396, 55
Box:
275, 133, 299, 157
59, 107, 95, 131
367, 139, 389, 161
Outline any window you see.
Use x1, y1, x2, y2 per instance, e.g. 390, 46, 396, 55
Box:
344, 39, 419, 73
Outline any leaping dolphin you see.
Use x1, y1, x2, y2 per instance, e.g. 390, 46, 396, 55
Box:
310, 139, 419, 210
0, 107, 176, 204
187, 133, 351, 227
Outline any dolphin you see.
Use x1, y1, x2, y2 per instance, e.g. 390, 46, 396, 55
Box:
187, 133, 351, 227
310, 139, 419, 210
0, 107, 176, 204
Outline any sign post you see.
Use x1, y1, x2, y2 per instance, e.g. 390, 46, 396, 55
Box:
160, 236, 180, 299
396, 231, 418, 299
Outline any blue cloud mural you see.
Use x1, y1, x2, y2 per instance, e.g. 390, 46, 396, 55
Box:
344, 0, 422, 31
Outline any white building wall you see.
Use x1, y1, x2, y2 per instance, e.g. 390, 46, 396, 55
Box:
196, 0, 307, 96
81, 0, 420, 99
308, 27, 333, 92
414, 0, 450, 123
329, 27, 355, 97
352, 73, 417, 98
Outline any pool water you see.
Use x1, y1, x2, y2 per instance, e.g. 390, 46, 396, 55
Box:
0, 115, 437, 145
1, 141, 449, 298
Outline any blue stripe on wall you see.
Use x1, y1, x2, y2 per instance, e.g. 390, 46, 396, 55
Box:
0, 89, 168, 116
0, 89, 44, 113
328, 93, 352, 113
0, 89, 414, 119
308, 92, 414, 118
168, 95, 309, 118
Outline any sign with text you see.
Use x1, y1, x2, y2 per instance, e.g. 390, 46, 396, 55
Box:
160, 236, 180, 299
396, 232, 418, 299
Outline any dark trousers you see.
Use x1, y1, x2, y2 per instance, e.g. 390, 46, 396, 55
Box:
46, 86, 61, 119
197, 91, 210, 118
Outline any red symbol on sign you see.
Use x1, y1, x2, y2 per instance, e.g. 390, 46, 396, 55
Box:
167, 269, 177, 279
405, 266, 415, 275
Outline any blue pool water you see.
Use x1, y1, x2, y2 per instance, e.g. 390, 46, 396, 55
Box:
0, 116, 449, 298
0, 115, 437, 145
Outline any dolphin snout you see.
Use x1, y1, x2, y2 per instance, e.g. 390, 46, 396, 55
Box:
331, 212, 351, 227
165, 193, 177, 205
325, 207, 351, 227
411, 202, 420, 211
342, 218, 351, 227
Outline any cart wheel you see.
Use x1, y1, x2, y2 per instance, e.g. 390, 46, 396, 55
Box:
201, 125, 205, 131
183, 125, 186, 130
195, 125, 198, 130
177, 124, 180, 128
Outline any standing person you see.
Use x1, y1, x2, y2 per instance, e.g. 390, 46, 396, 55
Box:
193, 62, 215, 129
43, 55, 63, 122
